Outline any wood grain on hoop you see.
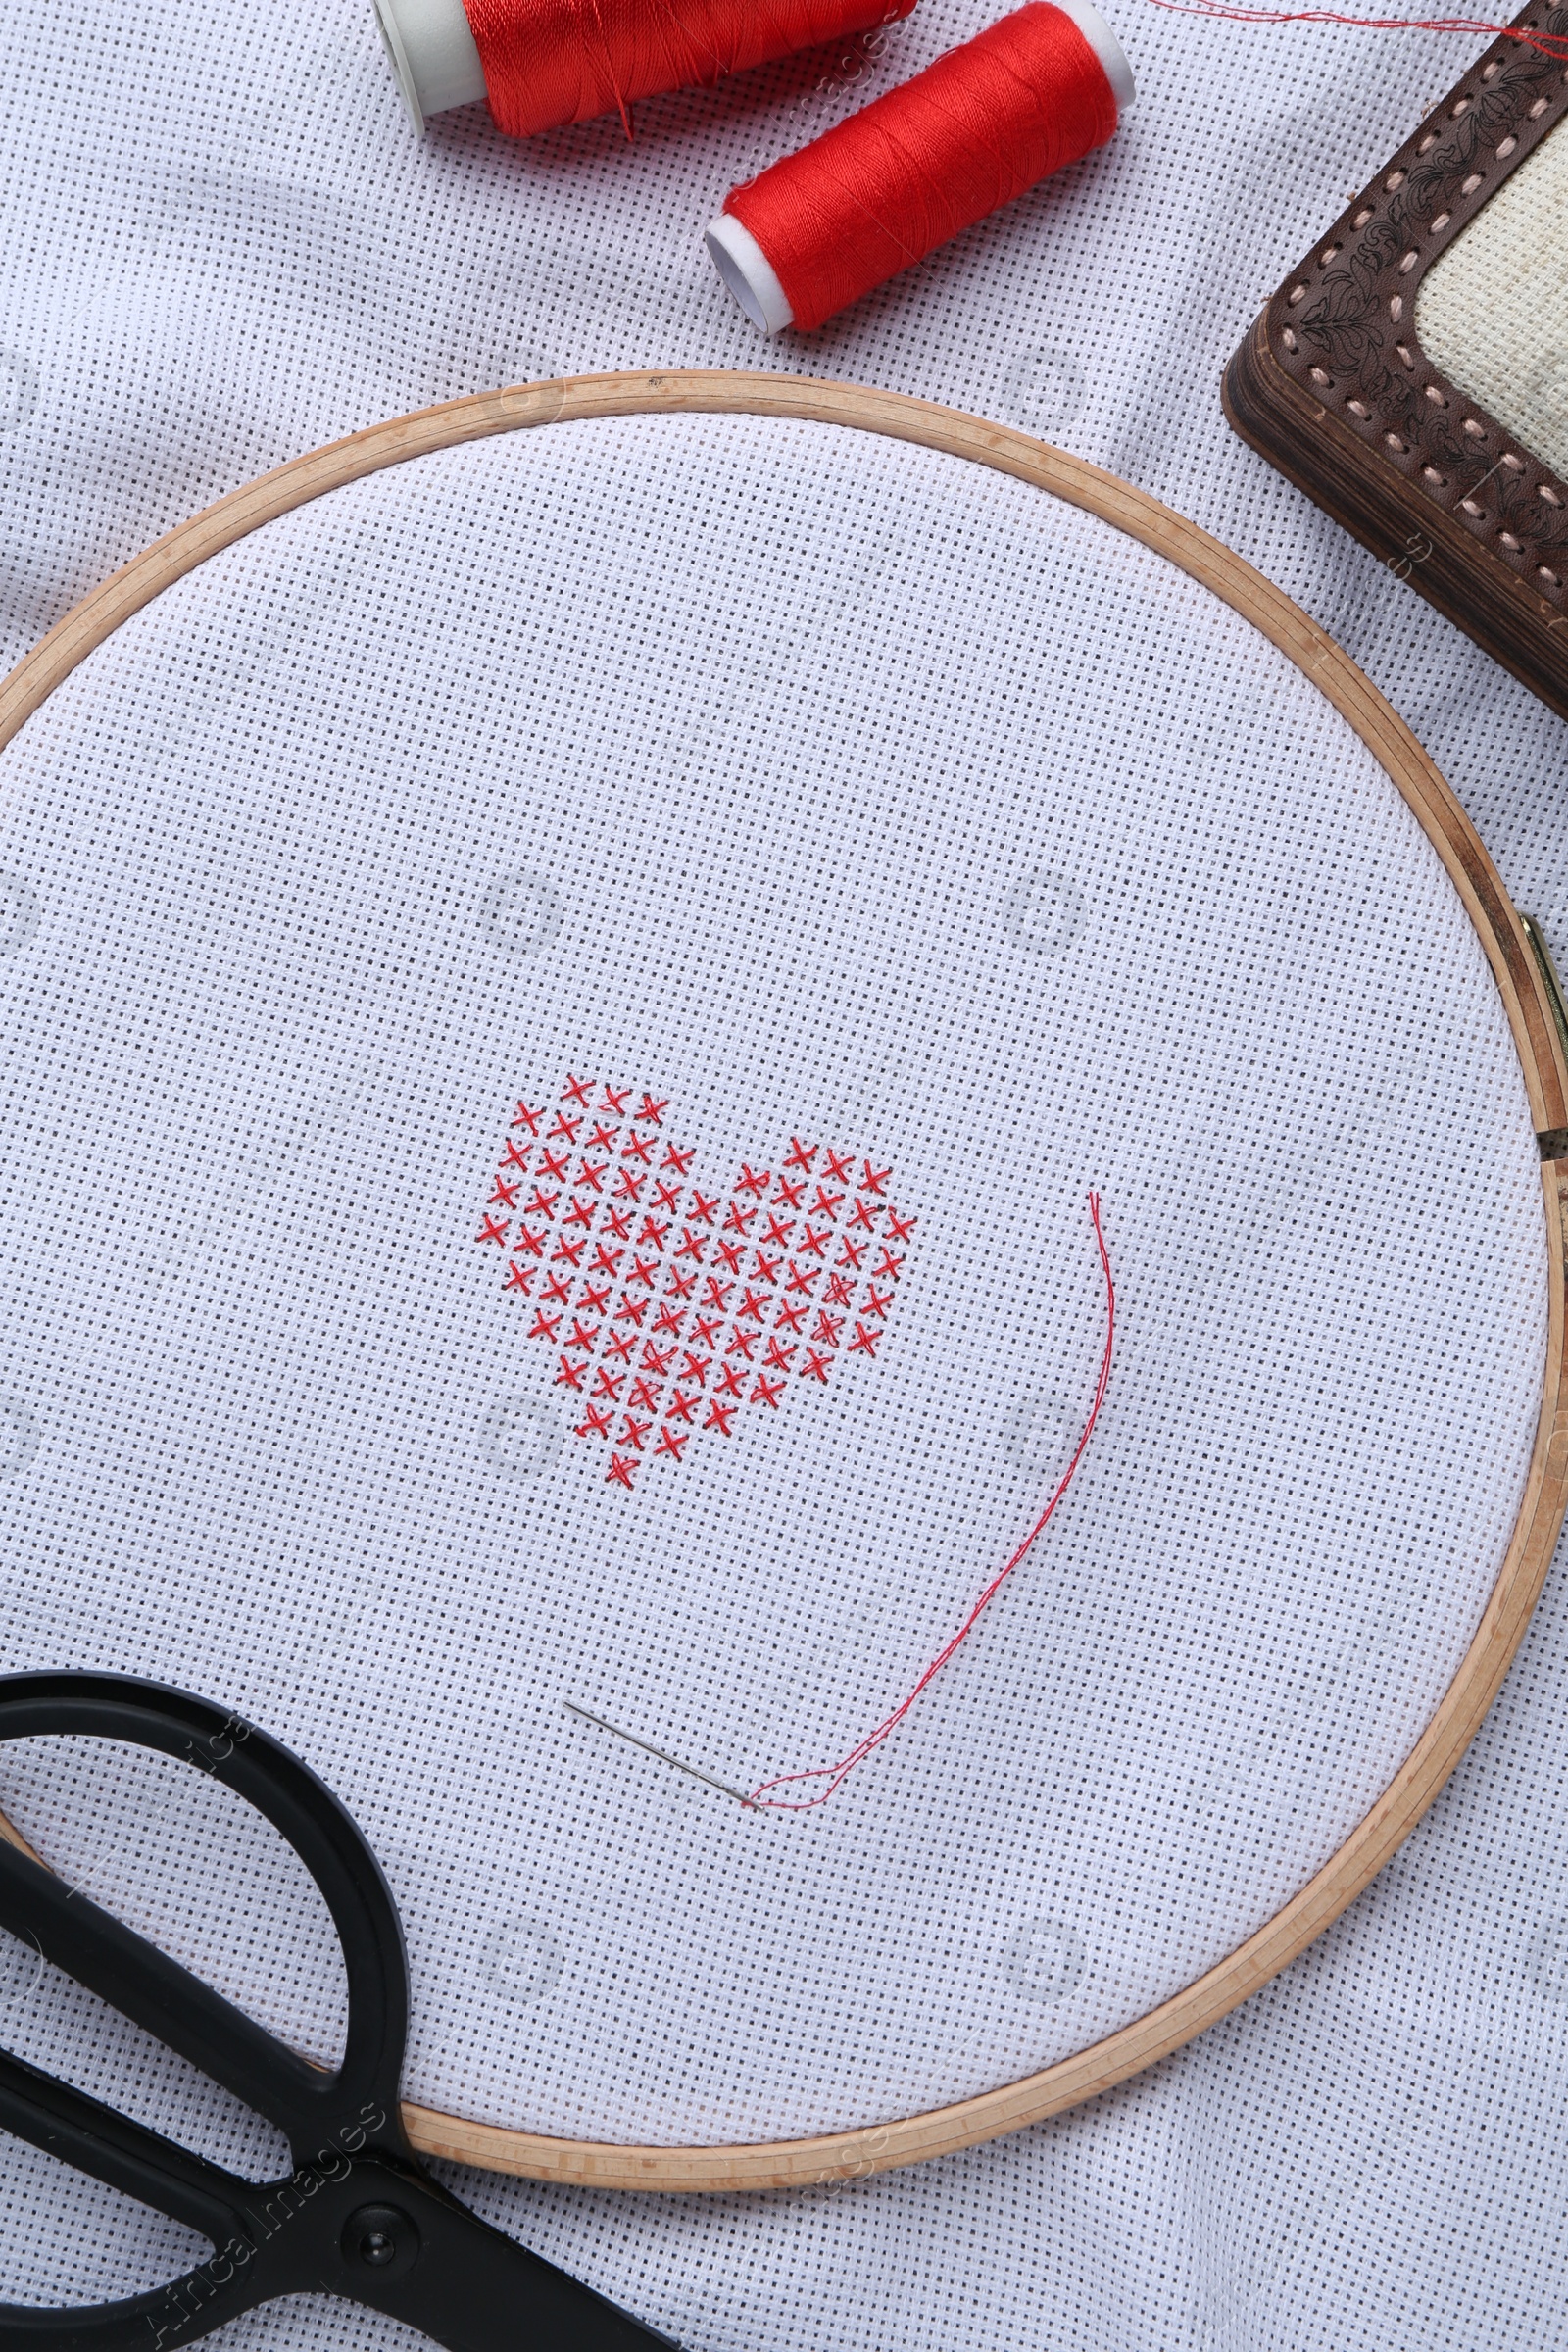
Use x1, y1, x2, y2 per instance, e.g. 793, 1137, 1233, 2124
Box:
4, 370, 1565, 2195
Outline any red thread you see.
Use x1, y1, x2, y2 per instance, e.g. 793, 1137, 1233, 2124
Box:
723, 3, 1118, 332
1144, 0, 1568, 54
749, 1190, 1114, 1810
464, 0, 917, 139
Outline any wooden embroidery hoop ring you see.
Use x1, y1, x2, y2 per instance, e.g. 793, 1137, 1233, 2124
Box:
3, 368, 1567, 2196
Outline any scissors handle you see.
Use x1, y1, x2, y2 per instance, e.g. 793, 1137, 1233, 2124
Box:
0, 1673, 409, 2163
0, 1675, 680, 2350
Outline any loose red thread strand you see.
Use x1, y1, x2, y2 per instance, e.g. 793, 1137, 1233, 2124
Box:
724, 2, 1119, 331
749, 1189, 1115, 1812
463, 0, 918, 141
1142, 0, 1568, 56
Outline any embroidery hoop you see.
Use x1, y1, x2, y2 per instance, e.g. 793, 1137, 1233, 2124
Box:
1, 368, 1565, 2196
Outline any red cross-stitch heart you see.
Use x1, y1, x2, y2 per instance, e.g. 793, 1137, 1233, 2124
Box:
474, 1075, 912, 1489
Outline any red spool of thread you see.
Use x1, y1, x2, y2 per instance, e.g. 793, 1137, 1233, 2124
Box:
373, 0, 918, 137
706, 0, 1132, 333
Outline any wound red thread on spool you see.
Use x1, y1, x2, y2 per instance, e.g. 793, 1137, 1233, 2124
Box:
373, 0, 918, 137
706, 0, 1132, 334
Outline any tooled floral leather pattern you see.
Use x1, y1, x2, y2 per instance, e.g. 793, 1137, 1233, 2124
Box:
1263, 5, 1568, 595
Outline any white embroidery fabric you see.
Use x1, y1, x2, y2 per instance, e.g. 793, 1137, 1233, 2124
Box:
3, 2, 1568, 2347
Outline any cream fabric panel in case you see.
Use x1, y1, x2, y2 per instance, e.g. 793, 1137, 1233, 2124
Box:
0, 400, 1553, 2295
1417, 113, 1568, 479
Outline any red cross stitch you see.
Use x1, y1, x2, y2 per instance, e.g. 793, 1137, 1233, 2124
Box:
477, 1077, 910, 1487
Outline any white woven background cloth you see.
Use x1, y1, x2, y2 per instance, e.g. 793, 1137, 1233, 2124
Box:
2, 2, 1568, 2346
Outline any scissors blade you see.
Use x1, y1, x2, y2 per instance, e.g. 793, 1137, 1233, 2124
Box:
0, 1841, 322, 2144
0, 2041, 250, 2249
337, 2168, 683, 2351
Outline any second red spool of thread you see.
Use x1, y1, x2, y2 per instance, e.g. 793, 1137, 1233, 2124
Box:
707, 0, 1133, 333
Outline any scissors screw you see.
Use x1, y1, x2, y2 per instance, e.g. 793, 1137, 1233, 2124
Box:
342, 2202, 420, 2280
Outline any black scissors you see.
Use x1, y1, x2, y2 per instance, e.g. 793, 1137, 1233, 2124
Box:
0, 1672, 678, 2350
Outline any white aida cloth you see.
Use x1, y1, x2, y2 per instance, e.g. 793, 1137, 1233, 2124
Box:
1, 3, 1568, 2348
1417, 119, 1568, 480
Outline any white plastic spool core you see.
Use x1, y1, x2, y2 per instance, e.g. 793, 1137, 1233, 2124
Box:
373, 0, 486, 130
704, 0, 1135, 337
